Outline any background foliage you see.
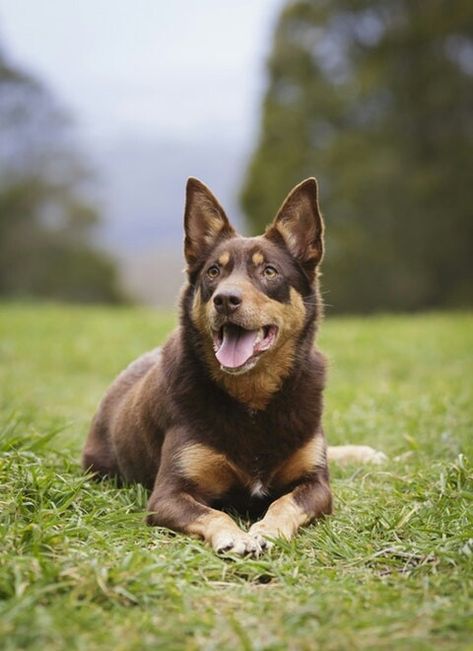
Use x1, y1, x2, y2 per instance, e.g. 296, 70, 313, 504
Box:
241, 0, 473, 312
0, 45, 124, 303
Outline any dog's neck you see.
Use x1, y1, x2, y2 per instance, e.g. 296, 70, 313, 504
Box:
209, 337, 299, 410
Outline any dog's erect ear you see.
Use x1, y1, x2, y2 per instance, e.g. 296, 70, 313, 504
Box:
265, 178, 324, 276
184, 178, 236, 266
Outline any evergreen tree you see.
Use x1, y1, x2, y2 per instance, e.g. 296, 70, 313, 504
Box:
241, 0, 473, 311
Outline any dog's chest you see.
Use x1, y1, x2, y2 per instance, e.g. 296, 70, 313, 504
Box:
177, 444, 297, 513
178, 437, 292, 501
238, 453, 275, 497
225, 458, 278, 504
179, 392, 321, 500
248, 478, 268, 498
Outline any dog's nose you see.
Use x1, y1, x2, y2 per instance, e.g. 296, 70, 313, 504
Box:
213, 289, 242, 315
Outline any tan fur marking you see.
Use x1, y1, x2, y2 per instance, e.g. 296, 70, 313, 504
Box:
191, 288, 209, 335
203, 214, 225, 246
275, 435, 326, 487
191, 269, 307, 409
250, 494, 308, 540
191, 289, 201, 326
188, 511, 264, 554
277, 222, 300, 257
201, 285, 306, 409
252, 251, 264, 266
177, 443, 235, 497
187, 511, 237, 541
218, 251, 230, 266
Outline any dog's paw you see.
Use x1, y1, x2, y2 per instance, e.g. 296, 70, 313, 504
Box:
212, 529, 266, 557
248, 523, 276, 550
250, 530, 273, 551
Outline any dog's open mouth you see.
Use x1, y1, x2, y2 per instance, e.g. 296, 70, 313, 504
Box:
212, 324, 278, 373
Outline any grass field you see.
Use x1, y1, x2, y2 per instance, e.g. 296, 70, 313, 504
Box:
0, 304, 472, 650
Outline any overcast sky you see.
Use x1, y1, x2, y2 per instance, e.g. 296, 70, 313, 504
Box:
1, 0, 283, 147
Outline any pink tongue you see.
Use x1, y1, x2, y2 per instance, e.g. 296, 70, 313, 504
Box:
215, 325, 258, 368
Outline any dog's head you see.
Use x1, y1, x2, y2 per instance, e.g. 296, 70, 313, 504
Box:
183, 177, 324, 388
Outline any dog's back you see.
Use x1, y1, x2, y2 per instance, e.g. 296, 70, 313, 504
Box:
83, 347, 163, 487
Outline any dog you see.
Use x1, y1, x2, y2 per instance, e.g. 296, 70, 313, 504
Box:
82, 177, 385, 556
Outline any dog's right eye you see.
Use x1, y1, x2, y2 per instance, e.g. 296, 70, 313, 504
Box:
207, 265, 220, 279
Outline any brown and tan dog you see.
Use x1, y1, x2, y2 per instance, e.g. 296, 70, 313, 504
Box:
82, 177, 385, 555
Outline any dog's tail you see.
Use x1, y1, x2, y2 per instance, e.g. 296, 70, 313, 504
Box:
327, 445, 387, 465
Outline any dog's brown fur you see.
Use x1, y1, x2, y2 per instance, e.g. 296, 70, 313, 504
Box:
82, 177, 383, 555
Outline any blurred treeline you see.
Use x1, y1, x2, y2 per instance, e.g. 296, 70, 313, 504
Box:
0, 45, 124, 303
241, 1, 473, 312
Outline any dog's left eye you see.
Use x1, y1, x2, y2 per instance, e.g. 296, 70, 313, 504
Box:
263, 265, 278, 279
207, 265, 220, 279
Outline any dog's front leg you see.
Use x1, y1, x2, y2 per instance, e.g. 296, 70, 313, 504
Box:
147, 487, 266, 555
146, 431, 266, 556
249, 474, 332, 544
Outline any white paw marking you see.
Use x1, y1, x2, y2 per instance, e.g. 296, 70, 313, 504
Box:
248, 523, 276, 549
212, 530, 268, 557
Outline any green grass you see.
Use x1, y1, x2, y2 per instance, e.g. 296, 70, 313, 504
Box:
1, 303, 472, 650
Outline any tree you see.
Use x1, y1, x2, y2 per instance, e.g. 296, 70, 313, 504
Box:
0, 44, 124, 303
241, 0, 473, 312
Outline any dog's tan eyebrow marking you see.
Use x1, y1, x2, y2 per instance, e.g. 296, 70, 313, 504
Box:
252, 251, 264, 266
218, 251, 230, 266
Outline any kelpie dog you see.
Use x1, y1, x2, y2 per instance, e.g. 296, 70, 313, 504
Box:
82, 177, 384, 555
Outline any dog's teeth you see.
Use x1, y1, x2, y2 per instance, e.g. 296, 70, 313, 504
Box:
254, 328, 264, 344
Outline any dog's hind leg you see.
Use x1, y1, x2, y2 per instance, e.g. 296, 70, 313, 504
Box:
82, 417, 119, 480
327, 445, 387, 465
